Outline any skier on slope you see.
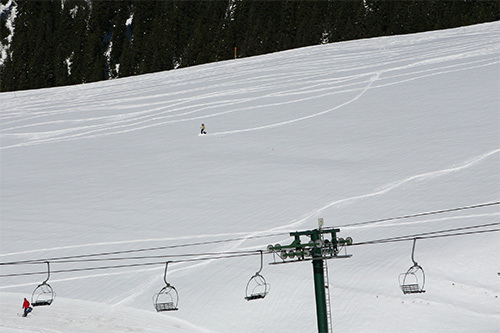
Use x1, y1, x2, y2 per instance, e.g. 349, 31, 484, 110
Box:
200, 123, 206, 135
22, 298, 33, 317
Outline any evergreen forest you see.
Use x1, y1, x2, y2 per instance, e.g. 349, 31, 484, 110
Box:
0, 0, 498, 92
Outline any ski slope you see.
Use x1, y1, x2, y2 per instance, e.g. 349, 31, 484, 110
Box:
1, 22, 499, 332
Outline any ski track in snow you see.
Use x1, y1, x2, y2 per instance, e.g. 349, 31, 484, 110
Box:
209, 148, 500, 256
0, 24, 498, 285
253, 148, 500, 233
0, 148, 497, 290
1, 26, 499, 332
1, 57, 498, 148
1, 28, 499, 149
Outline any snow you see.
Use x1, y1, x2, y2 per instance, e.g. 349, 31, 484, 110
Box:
1, 22, 499, 332
126, 13, 133, 27
65, 52, 74, 76
0, 0, 17, 66
0, 292, 208, 333
104, 41, 114, 79
69, 6, 79, 20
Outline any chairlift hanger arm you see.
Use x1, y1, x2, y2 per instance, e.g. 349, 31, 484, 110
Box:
41, 261, 50, 284
255, 250, 264, 275
163, 261, 171, 286
411, 238, 419, 266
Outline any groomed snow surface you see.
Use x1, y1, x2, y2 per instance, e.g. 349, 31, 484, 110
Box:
1, 22, 499, 332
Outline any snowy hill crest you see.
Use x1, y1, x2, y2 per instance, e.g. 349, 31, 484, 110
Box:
1, 23, 499, 332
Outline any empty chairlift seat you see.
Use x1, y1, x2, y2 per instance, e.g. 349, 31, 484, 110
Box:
31, 262, 56, 307
244, 250, 270, 301
399, 239, 426, 295
153, 262, 179, 312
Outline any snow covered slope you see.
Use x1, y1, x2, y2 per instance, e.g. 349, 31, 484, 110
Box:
1, 22, 499, 332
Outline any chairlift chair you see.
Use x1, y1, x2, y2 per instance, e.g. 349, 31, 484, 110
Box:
153, 262, 179, 312
245, 251, 270, 301
31, 261, 56, 307
399, 239, 426, 294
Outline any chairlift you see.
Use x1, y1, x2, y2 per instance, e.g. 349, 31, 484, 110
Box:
399, 238, 426, 294
245, 250, 270, 301
31, 261, 56, 307
153, 262, 179, 312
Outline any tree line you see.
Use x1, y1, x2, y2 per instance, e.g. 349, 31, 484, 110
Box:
0, 0, 498, 92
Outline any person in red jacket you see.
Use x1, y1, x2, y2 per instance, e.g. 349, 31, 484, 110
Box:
22, 298, 32, 317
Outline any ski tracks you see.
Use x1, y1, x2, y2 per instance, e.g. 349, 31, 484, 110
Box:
1, 26, 499, 149
167, 148, 500, 265
263, 148, 500, 234
0, 149, 498, 289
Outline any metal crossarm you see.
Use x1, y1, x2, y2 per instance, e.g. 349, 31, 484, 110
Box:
267, 219, 352, 332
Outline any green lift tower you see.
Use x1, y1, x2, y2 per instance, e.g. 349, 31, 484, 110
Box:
267, 219, 352, 333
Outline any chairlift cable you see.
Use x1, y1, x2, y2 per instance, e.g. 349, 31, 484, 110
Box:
0, 252, 262, 278
341, 201, 500, 228
352, 227, 500, 246
0, 233, 289, 266
1, 228, 498, 279
3, 202, 496, 266
0, 250, 260, 266
0, 223, 497, 269
351, 221, 500, 245
1, 203, 497, 273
